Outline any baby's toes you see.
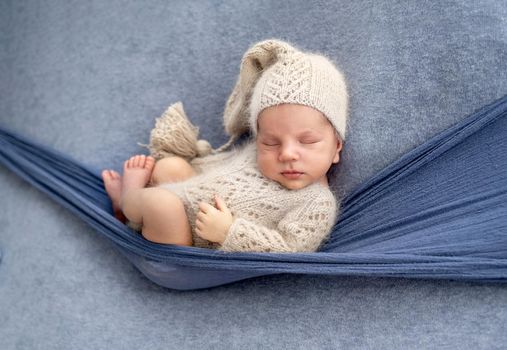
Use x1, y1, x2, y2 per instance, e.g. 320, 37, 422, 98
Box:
102, 170, 121, 185
109, 170, 121, 180
101, 170, 111, 181
132, 156, 138, 167
124, 157, 134, 170
138, 155, 147, 167
145, 156, 156, 170
135, 155, 148, 168
131, 155, 140, 167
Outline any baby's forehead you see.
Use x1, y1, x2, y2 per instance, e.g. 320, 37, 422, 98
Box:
257, 107, 333, 132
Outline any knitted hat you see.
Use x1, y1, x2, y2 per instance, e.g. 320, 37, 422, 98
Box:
223, 39, 348, 141
146, 39, 348, 161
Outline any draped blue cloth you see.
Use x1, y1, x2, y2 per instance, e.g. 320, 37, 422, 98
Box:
0, 95, 506, 290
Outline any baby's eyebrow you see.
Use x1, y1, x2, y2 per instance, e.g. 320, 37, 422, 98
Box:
259, 130, 322, 138
298, 130, 320, 136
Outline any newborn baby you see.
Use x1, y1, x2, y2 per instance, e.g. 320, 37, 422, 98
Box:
102, 39, 348, 252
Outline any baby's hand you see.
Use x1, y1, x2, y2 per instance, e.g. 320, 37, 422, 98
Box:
195, 195, 233, 244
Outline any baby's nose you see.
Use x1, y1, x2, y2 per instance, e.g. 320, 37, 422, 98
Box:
279, 143, 300, 162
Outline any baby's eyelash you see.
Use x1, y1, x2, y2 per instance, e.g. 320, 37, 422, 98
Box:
259, 138, 321, 146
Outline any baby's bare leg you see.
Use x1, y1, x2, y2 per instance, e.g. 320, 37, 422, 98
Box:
121, 155, 192, 245
102, 156, 194, 221
122, 188, 192, 245
150, 156, 196, 185
135, 188, 192, 245
119, 155, 156, 223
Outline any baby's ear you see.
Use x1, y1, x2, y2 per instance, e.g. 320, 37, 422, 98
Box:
332, 137, 343, 164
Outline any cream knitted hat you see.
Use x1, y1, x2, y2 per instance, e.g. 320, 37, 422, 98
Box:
145, 39, 348, 161
223, 39, 348, 141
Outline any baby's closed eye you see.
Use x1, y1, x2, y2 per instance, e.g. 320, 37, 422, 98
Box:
260, 138, 280, 147
299, 137, 321, 144
262, 142, 280, 147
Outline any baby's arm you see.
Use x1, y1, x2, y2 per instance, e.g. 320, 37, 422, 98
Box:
219, 192, 338, 253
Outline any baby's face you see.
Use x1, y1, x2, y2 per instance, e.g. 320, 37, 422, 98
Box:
255, 104, 342, 190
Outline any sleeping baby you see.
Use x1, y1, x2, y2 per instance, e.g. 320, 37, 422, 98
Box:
101, 39, 348, 252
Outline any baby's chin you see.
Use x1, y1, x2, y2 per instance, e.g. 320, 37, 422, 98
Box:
280, 182, 307, 190
274, 175, 328, 190
275, 177, 310, 190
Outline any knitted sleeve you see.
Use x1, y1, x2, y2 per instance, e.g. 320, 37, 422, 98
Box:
219, 192, 338, 253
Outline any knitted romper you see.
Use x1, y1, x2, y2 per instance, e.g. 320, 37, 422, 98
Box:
158, 142, 339, 253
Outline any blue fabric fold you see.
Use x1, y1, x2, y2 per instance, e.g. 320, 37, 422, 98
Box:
0, 95, 506, 289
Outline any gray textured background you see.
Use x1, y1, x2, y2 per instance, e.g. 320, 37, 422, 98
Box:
1, 0, 506, 349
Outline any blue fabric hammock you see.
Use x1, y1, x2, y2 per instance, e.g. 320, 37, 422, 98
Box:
1, 95, 506, 290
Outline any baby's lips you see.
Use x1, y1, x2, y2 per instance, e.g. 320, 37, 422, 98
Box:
281, 170, 304, 175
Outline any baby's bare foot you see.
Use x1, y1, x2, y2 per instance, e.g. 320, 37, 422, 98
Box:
121, 155, 156, 195
102, 169, 126, 222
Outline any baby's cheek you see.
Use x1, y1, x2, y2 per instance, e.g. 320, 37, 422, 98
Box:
312, 146, 337, 163
306, 152, 333, 171
256, 156, 276, 179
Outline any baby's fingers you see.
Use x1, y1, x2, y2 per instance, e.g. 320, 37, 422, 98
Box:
215, 195, 232, 217
196, 211, 207, 223
198, 202, 215, 214
214, 195, 228, 212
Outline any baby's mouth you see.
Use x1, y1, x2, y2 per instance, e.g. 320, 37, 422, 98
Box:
281, 171, 304, 179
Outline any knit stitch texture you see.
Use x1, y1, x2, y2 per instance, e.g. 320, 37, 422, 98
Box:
159, 143, 338, 252
223, 39, 348, 141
